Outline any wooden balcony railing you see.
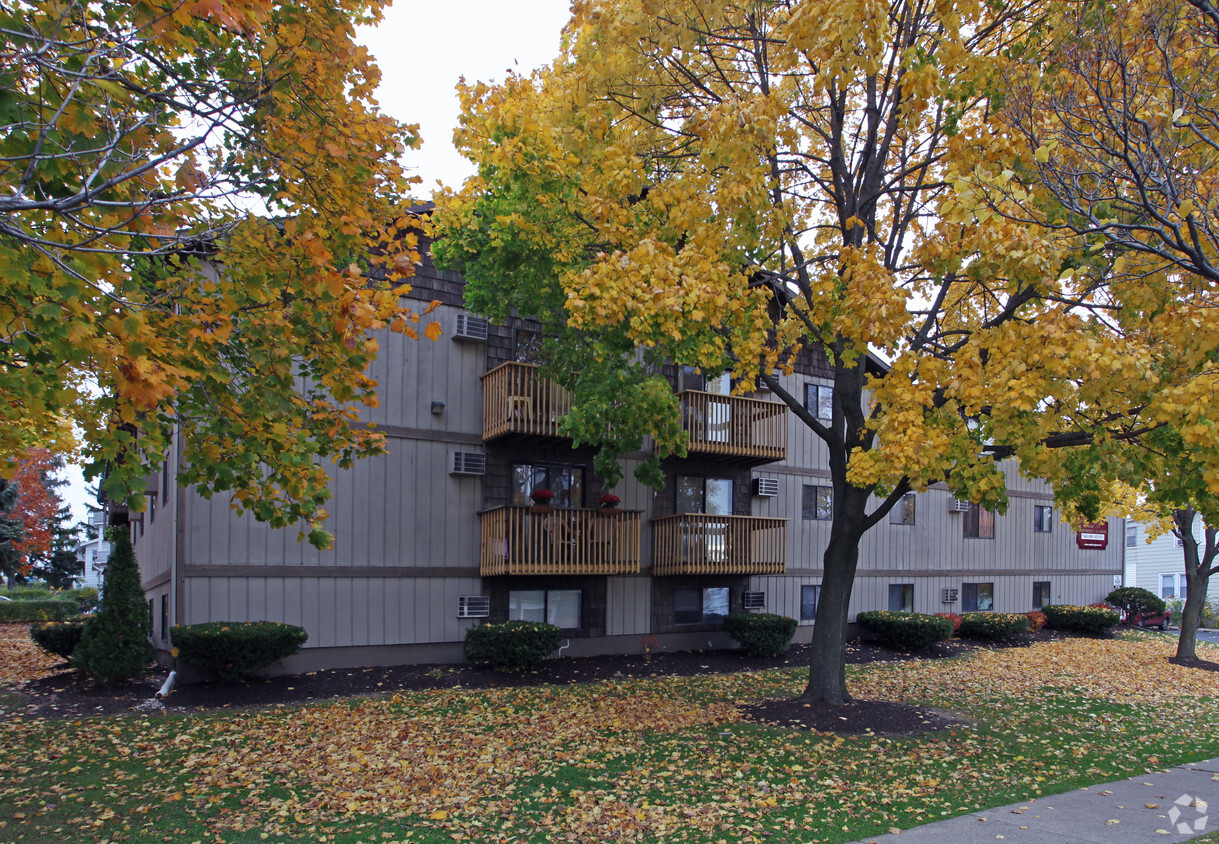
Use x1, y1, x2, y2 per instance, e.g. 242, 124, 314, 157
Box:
482, 362, 572, 441
480, 506, 642, 576
678, 390, 786, 462
651, 513, 786, 576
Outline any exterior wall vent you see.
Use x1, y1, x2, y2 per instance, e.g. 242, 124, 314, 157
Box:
742, 591, 766, 610
942, 587, 960, 603
450, 451, 486, 476
458, 595, 491, 618
950, 498, 972, 513
753, 477, 780, 497
453, 313, 489, 342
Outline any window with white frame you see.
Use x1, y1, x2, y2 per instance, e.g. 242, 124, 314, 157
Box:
804, 383, 833, 422
1160, 574, 1187, 600
1126, 525, 1137, 547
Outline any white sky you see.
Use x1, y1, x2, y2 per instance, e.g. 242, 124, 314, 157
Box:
359, 0, 573, 194
60, 0, 573, 527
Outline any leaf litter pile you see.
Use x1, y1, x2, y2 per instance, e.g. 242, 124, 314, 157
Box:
2, 631, 1219, 843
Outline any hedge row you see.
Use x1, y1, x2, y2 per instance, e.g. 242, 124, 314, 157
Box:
464, 620, 563, 670
0, 599, 77, 623
856, 611, 954, 650
1042, 604, 1120, 634
171, 621, 309, 683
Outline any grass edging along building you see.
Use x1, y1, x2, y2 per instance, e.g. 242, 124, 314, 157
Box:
133, 255, 1124, 674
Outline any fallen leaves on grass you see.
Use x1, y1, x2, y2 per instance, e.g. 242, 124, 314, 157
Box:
1, 635, 1218, 843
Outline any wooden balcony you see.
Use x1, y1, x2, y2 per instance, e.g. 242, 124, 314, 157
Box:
651, 513, 786, 576
678, 390, 786, 464
482, 362, 572, 441
480, 506, 642, 576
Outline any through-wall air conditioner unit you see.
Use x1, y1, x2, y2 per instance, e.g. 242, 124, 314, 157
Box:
942, 588, 960, 603
950, 498, 972, 513
457, 595, 491, 618
450, 451, 486, 476
453, 313, 489, 342
743, 591, 766, 610
753, 477, 780, 497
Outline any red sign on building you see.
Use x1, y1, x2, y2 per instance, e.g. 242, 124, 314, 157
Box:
1076, 522, 1109, 550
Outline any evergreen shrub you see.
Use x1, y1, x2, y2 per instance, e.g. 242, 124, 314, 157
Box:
463, 620, 563, 670
0, 598, 75, 622
1041, 604, 1120, 635
724, 612, 799, 657
172, 621, 308, 682
856, 611, 953, 650
29, 618, 87, 660
958, 612, 1027, 641
73, 532, 154, 688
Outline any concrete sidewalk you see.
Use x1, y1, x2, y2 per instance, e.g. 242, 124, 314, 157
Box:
846, 757, 1219, 843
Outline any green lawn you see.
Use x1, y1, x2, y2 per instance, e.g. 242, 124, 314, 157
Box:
3, 632, 1219, 843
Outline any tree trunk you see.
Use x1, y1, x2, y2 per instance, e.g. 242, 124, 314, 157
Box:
1175, 508, 1204, 661
802, 491, 867, 704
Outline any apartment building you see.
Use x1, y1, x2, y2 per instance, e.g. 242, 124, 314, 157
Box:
132, 255, 1124, 672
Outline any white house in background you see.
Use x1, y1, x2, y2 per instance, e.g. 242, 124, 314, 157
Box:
75, 508, 111, 590
1124, 518, 1219, 604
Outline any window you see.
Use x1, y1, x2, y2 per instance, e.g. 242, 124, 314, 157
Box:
1126, 525, 1137, 547
1160, 573, 1186, 600
162, 461, 169, 500
512, 463, 585, 508
800, 585, 820, 621
890, 493, 916, 525
677, 476, 732, 515
1033, 505, 1053, 532
148, 493, 156, 524
963, 503, 995, 539
804, 383, 833, 422
509, 589, 582, 628
888, 583, 914, 612
674, 587, 730, 625
802, 485, 833, 520
1032, 581, 1051, 609
514, 329, 544, 363
963, 582, 994, 611
160, 594, 168, 641
147, 599, 154, 634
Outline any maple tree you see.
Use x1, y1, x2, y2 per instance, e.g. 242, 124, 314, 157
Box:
0, 448, 63, 585
1, 0, 437, 546
434, 0, 1183, 703
984, 0, 1219, 660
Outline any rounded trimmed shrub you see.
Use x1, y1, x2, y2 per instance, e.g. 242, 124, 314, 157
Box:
172, 621, 308, 683
30, 618, 87, 660
958, 612, 1027, 641
463, 620, 563, 670
1042, 604, 1120, 635
724, 612, 799, 657
856, 611, 953, 650
1026, 610, 1048, 632
1105, 587, 1166, 622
